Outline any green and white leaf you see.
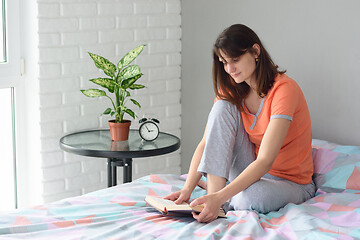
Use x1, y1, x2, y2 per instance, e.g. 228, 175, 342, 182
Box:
117, 45, 145, 70
90, 78, 117, 93
125, 109, 136, 119
81, 89, 107, 97
130, 98, 141, 108
121, 73, 143, 89
129, 84, 145, 90
88, 52, 116, 78
119, 65, 141, 81
103, 108, 112, 115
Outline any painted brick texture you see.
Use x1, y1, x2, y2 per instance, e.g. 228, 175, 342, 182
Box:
38, 0, 181, 203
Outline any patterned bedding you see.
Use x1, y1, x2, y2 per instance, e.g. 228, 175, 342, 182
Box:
0, 139, 360, 239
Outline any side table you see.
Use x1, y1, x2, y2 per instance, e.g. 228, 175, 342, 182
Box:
59, 129, 180, 187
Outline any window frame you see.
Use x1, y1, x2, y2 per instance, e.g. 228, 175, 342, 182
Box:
0, 0, 20, 87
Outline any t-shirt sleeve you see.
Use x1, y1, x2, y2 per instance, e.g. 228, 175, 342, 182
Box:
270, 81, 300, 121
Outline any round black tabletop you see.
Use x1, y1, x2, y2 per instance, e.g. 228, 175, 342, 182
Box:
59, 129, 181, 159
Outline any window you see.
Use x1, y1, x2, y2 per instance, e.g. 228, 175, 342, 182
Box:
0, 0, 20, 211
0, 88, 16, 210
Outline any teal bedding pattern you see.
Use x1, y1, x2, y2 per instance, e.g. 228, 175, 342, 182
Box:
0, 139, 359, 239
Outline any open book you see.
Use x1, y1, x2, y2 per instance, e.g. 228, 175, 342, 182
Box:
145, 196, 226, 218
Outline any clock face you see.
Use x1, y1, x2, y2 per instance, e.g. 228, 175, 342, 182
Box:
139, 121, 159, 141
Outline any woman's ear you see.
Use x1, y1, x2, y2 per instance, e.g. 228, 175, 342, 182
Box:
252, 43, 261, 57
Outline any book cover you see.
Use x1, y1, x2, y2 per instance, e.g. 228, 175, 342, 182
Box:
145, 196, 226, 218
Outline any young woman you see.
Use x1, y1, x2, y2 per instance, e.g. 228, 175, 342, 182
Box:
165, 24, 316, 223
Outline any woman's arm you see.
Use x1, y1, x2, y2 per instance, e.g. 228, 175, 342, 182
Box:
164, 126, 207, 203
191, 118, 291, 222
183, 131, 206, 192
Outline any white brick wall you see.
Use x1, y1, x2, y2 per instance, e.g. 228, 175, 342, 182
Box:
37, 0, 181, 203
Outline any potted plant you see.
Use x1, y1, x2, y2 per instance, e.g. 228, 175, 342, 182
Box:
81, 44, 146, 141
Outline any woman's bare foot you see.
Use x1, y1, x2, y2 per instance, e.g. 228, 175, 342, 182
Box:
180, 174, 207, 190
197, 179, 207, 190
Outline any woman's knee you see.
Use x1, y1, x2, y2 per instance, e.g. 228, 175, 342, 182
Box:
208, 100, 241, 131
212, 100, 238, 117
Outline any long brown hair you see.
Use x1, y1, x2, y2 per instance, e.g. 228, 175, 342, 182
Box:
213, 24, 285, 109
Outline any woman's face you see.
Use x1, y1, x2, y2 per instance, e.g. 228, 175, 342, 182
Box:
218, 49, 257, 85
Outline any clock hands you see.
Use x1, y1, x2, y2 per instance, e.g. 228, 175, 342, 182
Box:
145, 125, 154, 132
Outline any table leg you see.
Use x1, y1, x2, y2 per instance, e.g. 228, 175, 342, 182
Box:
123, 158, 133, 183
112, 159, 117, 186
107, 158, 112, 187
110, 158, 133, 185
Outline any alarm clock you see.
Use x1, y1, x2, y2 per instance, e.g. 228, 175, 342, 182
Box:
138, 117, 160, 141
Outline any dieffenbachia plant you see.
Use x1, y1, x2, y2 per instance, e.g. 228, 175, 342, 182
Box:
81, 45, 146, 123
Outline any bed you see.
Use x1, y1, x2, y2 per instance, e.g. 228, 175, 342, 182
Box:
1, 139, 360, 239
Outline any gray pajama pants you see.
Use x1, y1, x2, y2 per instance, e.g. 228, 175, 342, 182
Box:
197, 100, 316, 213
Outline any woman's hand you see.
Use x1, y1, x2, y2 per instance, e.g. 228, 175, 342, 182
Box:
190, 193, 224, 223
164, 188, 192, 204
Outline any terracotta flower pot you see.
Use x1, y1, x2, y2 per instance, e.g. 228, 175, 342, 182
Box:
108, 120, 131, 141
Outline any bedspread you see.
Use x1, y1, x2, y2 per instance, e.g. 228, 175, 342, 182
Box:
0, 139, 360, 239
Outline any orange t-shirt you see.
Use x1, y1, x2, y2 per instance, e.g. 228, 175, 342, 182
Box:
240, 74, 313, 184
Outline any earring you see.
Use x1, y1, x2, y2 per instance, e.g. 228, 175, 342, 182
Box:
255, 57, 259, 62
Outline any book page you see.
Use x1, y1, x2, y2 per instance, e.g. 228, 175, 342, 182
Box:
145, 196, 193, 211
149, 197, 184, 206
